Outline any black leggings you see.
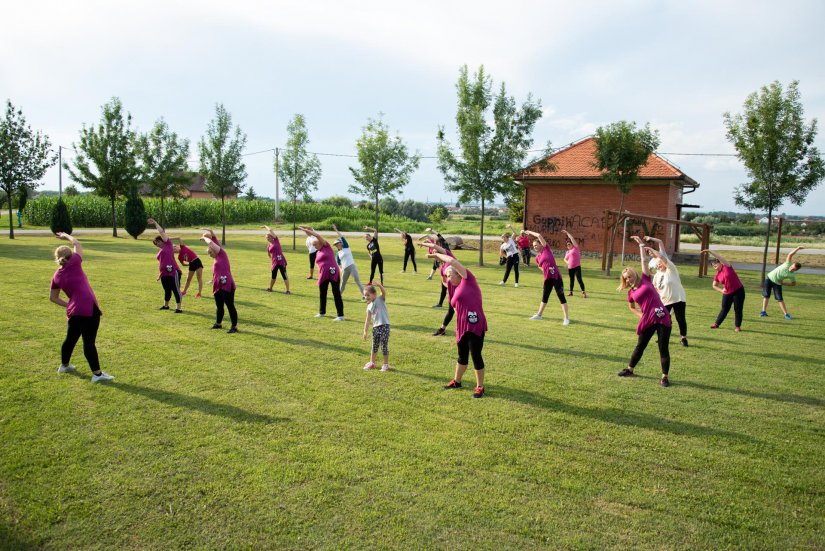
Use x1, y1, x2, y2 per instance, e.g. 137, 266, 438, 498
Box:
161, 273, 181, 304
403, 248, 417, 272
214, 289, 238, 327
62, 314, 101, 373
457, 332, 485, 370
443, 304, 455, 328
520, 248, 531, 266
438, 284, 448, 307
370, 254, 384, 283
271, 265, 288, 281
502, 254, 519, 283
309, 251, 317, 270
319, 279, 344, 316
666, 301, 688, 337
567, 266, 585, 293
716, 287, 746, 327
542, 277, 567, 304
629, 323, 671, 375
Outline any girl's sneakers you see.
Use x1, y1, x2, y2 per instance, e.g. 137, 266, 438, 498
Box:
363, 362, 376, 370
380, 364, 391, 372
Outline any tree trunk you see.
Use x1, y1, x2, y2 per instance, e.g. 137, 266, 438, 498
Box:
605, 193, 626, 276
374, 193, 379, 230
760, 207, 773, 284
8, 197, 14, 239
479, 196, 485, 266
160, 195, 165, 228
292, 197, 297, 250
111, 196, 118, 237
221, 196, 226, 246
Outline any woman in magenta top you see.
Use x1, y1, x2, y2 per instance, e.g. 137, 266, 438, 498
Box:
419, 240, 456, 336
300, 226, 345, 320
516, 231, 532, 267
202, 229, 238, 333
524, 230, 569, 325
149, 218, 183, 313
49, 233, 113, 382
263, 225, 290, 294
704, 249, 746, 332
562, 229, 587, 298
175, 237, 204, 298
430, 252, 487, 398
617, 236, 673, 386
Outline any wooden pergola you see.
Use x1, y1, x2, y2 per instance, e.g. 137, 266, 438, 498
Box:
601, 210, 713, 277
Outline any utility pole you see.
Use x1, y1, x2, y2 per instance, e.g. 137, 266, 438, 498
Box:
274, 147, 280, 221
58, 146, 63, 196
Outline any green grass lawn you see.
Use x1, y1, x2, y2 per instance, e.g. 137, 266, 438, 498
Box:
1, 235, 823, 550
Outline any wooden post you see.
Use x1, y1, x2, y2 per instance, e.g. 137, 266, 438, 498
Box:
699, 224, 710, 277
774, 217, 784, 264
601, 210, 612, 271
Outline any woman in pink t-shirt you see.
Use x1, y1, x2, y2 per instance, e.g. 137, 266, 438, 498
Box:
418, 240, 455, 336
300, 226, 345, 320
174, 237, 204, 298
704, 250, 746, 332
429, 252, 487, 399
562, 230, 587, 298
49, 233, 113, 382
516, 231, 532, 267
263, 225, 290, 294
202, 229, 238, 333
524, 230, 570, 325
148, 218, 183, 313
616, 236, 673, 387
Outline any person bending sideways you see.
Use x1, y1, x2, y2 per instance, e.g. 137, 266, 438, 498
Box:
418, 239, 455, 336
202, 229, 239, 334
263, 226, 290, 294
616, 236, 673, 387
761, 246, 804, 320
50, 233, 114, 382
524, 230, 570, 325
149, 218, 183, 313
644, 236, 688, 347
301, 226, 345, 321
703, 250, 745, 332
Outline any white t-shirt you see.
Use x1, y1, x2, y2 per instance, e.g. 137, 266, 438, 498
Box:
367, 296, 390, 327
502, 238, 518, 257
653, 256, 687, 305
306, 236, 317, 254
337, 247, 355, 269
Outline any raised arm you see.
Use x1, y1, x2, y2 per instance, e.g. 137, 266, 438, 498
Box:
644, 235, 667, 257
55, 232, 83, 256
562, 229, 578, 248
374, 281, 386, 300
701, 249, 731, 267
331, 223, 343, 239
200, 227, 219, 244
631, 236, 650, 276
430, 253, 467, 279
363, 226, 378, 239
201, 233, 221, 256
262, 225, 278, 239
523, 230, 546, 248
417, 239, 446, 254
148, 218, 168, 242
787, 246, 804, 263
299, 226, 328, 248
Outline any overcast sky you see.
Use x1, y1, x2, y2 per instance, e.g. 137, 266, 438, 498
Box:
3, 0, 825, 214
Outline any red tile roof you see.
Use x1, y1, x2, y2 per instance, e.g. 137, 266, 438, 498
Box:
517, 137, 696, 186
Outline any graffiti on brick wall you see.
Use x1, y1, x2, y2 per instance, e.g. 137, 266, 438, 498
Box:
528, 214, 664, 249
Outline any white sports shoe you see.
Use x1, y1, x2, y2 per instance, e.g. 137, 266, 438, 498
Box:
498, 281, 505, 286
514, 283, 519, 288
530, 314, 543, 321
91, 372, 114, 383
315, 313, 326, 318
57, 364, 76, 373
380, 364, 391, 372
333, 316, 345, 322
563, 318, 571, 326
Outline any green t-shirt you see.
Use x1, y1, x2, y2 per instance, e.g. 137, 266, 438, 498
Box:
768, 261, 796, 284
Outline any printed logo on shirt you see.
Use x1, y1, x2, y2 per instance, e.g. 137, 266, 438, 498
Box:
276, 255, 282, 261
654, 306, 666, 319
329, 267, 337, 275
183, 255, 189, 262
219, 275, 228, 284
549, 267, 555, 276
166, 264, 173, 273
468, 311, 479, 324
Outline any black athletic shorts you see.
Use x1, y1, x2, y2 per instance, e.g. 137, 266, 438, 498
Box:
188, 258, 204, 272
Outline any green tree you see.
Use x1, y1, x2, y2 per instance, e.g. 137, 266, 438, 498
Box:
437, 65, 542, 265
198, 103, 247, 245
0, 100, 56, 238
277, 114, 322, 249
65, 97, 139, 237
349, 115, 420, 229
429, 206, 447, 226
50, 196, 72, 234
593, 121, 660, 274
244, 187, 258, 201
136, 118, 191, 228
64, 184, 80, 196
321, 195, 352, 208
124, 185, 147, 239
723, 80, 825, 282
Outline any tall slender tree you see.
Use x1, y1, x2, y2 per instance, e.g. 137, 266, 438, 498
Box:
136, 118, 191, 228
723, 80, 825, 282
0, 100, 56, 238
65, 97, 140, 237
437, 65, 542, 265
198, 104, 247, 245
277, 114, 322, 250
349, 115, 420, 229
593, 121, 660, 275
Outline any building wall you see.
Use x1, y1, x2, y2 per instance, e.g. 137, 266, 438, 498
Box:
523, 180, 681, 254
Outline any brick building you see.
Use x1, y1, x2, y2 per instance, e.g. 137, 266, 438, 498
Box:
515, 137, 699, 254
140, 175, 238, 200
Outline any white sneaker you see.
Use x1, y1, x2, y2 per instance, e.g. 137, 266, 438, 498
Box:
514, 283, 519, 288
57, 364, 76, 373
333, 316, 345, 321
530, 314, 543, 321
498, 281, 505, 286
91, 372, 114, 383
380, 364, 391, 372
315, 313, 326, 318
426, 275, 433, 280
563, 318, 571, 326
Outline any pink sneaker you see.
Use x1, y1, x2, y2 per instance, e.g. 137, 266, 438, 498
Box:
363, 362, 376, 370
380, 364, 391, 372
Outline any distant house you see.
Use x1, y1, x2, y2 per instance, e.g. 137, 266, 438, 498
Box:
514, 137, 699, 254
140, 174, 238, 201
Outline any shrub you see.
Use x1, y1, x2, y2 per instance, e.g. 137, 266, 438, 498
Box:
50, 197, 72, 234
125, 187, 147, 239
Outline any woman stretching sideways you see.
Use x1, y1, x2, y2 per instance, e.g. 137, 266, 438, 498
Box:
524, 230, 569, 325
363, 226, 385, 284
617, 236, 672, 387
645, 236, 688, 347
202, 229, 238, 333
563, 230, 586, 298
176, 237, 204, 298
149, 218, 183, 313
362, 282, 391, 372
263, 225, 290, 294
395, 228, 418, 274
703, 249, 745, 332
301, 226, 345, 321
